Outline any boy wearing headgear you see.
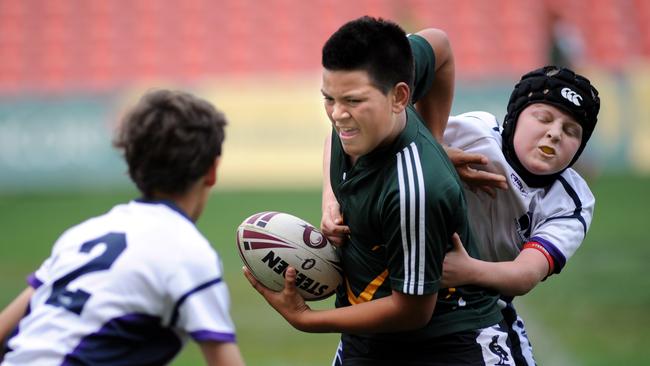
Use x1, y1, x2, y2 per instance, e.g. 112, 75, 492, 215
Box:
440, 65, 601, 365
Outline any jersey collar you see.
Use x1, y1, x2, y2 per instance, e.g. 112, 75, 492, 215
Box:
134, 198, 193, 223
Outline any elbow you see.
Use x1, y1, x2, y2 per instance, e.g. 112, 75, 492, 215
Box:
398, 310, 433, 331
417, 28, 452, 59
504, 273, 540, 297
418, 28, 450, 44
509, 286, 533, 297
411, 309, 434, 329
395, 294, 437, 330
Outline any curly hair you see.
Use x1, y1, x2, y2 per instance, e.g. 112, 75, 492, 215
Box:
113, 90, 227, 198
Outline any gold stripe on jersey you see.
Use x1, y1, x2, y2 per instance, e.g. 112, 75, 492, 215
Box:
346, 269, 389, 304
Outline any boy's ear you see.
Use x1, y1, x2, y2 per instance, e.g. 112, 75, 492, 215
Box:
204, 157, 221, 187
391, 82, 410, 113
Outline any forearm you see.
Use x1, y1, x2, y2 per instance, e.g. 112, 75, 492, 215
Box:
297, 292, 437, 334
466, 249, 549, 296
0, 287, 33, 343
200, 341, 245, 366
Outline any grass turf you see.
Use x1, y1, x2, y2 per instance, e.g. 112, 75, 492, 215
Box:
1, 173, 648, 365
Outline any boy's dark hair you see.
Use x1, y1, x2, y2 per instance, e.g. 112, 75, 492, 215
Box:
322, 16, 414, 94
113, 89, 227, 198
502, 66, 600, 187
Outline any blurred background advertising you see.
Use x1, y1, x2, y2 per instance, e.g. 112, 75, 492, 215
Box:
1, 1, 649, 365
1, 0, 649, 191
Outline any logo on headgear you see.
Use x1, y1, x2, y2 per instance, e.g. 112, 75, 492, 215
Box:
560, 87, 582, 106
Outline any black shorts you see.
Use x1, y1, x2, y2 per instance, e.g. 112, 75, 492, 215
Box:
333, 323, 515, 366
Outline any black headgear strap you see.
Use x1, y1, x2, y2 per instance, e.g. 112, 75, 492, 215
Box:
502, 66, 600, 187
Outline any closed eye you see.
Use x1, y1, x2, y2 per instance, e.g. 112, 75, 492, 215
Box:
564, 124, 582, 138
534, 111, 553, 123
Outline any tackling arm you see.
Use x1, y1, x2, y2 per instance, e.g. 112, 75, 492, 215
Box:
413, 28, 454, 142
414, 29, 507, 194
442, 235, 549, 296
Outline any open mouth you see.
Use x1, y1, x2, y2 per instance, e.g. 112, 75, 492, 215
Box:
539, 146, 555, 155
339, 128, 359, 139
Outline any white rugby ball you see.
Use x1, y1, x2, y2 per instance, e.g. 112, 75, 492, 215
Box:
237, 211, 343, 301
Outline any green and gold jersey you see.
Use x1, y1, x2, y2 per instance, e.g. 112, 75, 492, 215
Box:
329, 34, 502, 340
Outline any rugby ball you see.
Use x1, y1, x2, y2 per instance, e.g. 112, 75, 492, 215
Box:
236, 211, 343, 301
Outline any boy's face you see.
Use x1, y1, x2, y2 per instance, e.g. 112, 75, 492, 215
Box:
513, 103, 583, 175
321, 69, 403, 163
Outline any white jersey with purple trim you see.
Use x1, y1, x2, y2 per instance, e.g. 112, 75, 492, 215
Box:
443, 111, 595, 274
3, 200, 236, 366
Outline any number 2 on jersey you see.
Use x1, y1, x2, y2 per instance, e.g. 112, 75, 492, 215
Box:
46, 232, 127, 314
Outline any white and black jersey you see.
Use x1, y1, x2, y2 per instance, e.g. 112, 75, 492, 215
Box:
443, 111, 595, 366
3, 200, 236, 366
444, 111, 595, 274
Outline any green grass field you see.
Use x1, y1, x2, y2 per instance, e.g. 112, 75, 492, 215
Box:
1, 173, 649, 365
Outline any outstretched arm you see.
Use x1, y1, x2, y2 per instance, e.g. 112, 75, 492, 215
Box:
412, 29, 507, 194
444, 146, 508, 197
244, 267, 436, 334
413, 28, 454, 142
199, 341, 245, 366
442, 234, 549, 296
0, 287, 33, 354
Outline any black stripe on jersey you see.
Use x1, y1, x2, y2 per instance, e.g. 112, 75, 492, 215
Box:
543, 176, 587, 234
396, 143, 426, 295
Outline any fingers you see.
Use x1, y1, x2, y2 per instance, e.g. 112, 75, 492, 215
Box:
454, 152, 488, 166
321, 204, 350, 247
450, 233, 469, 256
447, 148, 509, 192
460, 168, 508, 191
283, 266, 298, 296
243, 266, 300, 297
243, 266, 267, 295
451, 233, 463, 249
328, 206, 349, 232
446, 147, 488, 166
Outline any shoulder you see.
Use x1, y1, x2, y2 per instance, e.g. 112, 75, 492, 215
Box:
408, 33, 436, 103
391, 135, 462, 204
531, 169, 595, 227
121, 202, 218, 266
553, 169, 595, 206
408, 33, 435, 60
408, 28, 449, 64
49, 204, 125, 254
444, 111, 501, 148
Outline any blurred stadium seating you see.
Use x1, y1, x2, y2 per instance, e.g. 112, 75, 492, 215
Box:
1, 0, 648, 93
0, 0, 648, 192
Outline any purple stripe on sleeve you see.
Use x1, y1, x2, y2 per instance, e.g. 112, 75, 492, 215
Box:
170, 277, 223, 326
530, 236, 567, 274
27, 273, 43, 288
190, 330, 236, 343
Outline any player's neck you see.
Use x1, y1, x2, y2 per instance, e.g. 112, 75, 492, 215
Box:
151, 183, 208, 222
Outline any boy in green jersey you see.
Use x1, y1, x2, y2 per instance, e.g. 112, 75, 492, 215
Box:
245, 16, 512, 365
